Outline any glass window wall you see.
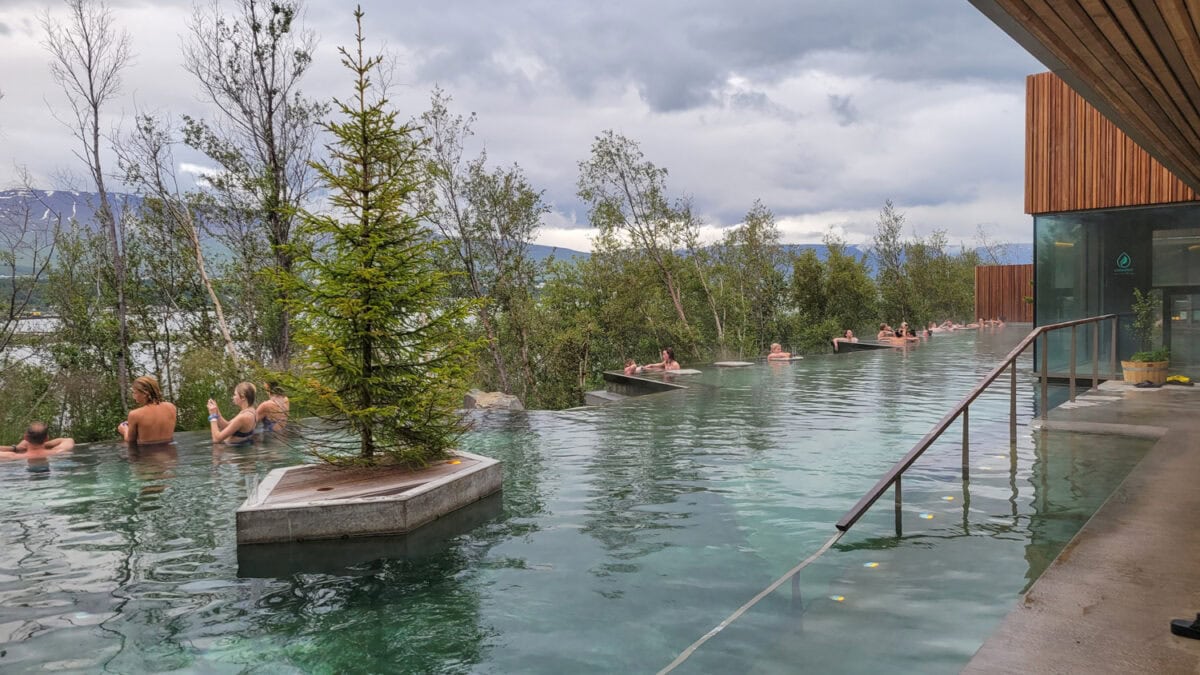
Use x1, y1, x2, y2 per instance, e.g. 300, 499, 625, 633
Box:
1034, 202, 1200, 378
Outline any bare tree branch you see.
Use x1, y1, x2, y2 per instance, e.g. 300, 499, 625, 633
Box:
41, 0, 133, 408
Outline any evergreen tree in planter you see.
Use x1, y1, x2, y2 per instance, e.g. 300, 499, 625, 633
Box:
1123, 288, 1169, 384
276, 8, 477, 465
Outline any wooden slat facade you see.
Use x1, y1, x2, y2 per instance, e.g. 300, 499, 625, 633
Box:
1026, 72, 1200, 215
975, 264, 1033, 323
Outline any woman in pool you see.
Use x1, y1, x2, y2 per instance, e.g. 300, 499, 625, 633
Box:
118, 375, 177, 445
767, 343, 792, 360
831, 330, 858, 351
642, 348, 680, 371
877, 323, 893, 340
255, 381, 290, 433
207, 382, 258, 445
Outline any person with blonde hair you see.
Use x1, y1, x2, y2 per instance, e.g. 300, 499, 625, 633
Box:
207, 381, 258, 445
118, 376, 177, 445
767, 343, 792, 360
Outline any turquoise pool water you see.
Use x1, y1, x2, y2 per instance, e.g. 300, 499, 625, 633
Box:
0, 329, 1151, 673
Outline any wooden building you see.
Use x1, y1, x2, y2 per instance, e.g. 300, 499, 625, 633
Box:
973, 2, 1200, 376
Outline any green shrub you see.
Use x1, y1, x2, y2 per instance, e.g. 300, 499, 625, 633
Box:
1130, 288, 1161, 354
175, 346, 242, 431
0, 363, 61, 443
58, 369, 125, 443
1129, 347, 1170, 363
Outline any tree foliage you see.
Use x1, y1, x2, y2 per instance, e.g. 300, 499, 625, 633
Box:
183, 0, 325, 367
578, 131, 694, 334
420, 89, 548, 405
42, 0, 133, 409
278, 9, 477, 464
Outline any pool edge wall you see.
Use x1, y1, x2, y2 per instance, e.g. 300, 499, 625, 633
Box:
235, 450, 503, 544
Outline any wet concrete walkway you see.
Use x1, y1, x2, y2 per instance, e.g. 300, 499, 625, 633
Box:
965, 380, 1200, 673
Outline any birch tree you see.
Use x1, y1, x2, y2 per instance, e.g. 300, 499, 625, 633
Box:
420, 88, 547, 401
578, 131, 691, 330
42, 0, 132, 407
183, 0, 324, 368
117, 114, 239, 362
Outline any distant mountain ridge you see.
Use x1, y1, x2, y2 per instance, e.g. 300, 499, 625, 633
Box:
0, 189, 1031, 274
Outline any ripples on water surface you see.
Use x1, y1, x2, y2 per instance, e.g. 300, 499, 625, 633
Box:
0, 329, 1150, 673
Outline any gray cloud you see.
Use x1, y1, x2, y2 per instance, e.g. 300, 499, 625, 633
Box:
359, 0, 1038, 113
1, 0, 1042, 248
827, 94, 857, 126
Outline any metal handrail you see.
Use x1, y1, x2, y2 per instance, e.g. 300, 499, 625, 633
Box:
835, 314, 1118, 534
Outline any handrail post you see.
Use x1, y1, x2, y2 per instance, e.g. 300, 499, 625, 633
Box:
1009, 360, 1017, 446
1041, 332, 1049, 420
1110, 316, 1118, 379
835, 315, 1117, 538
1092, 320, 1099, 391
961, 406, 970, 480
1069, 325, 1077, 401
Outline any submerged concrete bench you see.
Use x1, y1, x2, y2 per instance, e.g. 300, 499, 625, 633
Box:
584, 390, 628, 406
601, 371, 689, 397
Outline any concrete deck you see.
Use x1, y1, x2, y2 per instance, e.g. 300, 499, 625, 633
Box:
965, 381, 1200, 674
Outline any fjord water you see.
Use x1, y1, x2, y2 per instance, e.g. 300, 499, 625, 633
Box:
0, 328, 1149, 673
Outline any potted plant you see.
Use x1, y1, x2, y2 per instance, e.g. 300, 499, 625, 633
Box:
1122, 288, 1170, 384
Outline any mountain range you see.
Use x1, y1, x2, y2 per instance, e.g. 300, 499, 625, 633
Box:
0, 189, 1032, 274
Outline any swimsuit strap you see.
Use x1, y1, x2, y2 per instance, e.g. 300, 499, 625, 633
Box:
231, 410, 257, 438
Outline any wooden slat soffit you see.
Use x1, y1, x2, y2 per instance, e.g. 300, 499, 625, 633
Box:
971, 0, 1200, 196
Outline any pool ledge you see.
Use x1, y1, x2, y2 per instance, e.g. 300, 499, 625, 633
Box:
966, 383, 1200, 673
235, 450, 502, 544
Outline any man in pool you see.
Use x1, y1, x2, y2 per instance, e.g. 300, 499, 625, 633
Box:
0, 421, 75, 460
766, 343, 792, 360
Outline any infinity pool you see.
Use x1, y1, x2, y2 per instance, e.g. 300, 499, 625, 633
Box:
0, 328, 1150, 673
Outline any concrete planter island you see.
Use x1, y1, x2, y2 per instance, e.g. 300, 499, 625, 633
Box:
236, 450, 502, 544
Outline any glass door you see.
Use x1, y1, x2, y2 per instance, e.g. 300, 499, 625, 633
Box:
1167, 292, 1200, 377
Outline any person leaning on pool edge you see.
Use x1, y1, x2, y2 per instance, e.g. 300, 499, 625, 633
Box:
767, 343, 792, 360
118, 375, 177, 445
831, 330, 858, 352
0, 421, 74, 459
642, 348, 680, 371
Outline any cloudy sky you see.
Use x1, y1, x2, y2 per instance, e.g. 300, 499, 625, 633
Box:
0, 0, 1043, 251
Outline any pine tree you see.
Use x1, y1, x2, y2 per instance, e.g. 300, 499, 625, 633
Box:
278, 7, 477, 464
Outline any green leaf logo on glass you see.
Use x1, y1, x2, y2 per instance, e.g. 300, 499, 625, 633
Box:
1116, 252, 1132, 270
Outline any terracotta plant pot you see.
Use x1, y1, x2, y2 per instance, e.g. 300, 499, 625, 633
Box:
1121, 360, 1169, 385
